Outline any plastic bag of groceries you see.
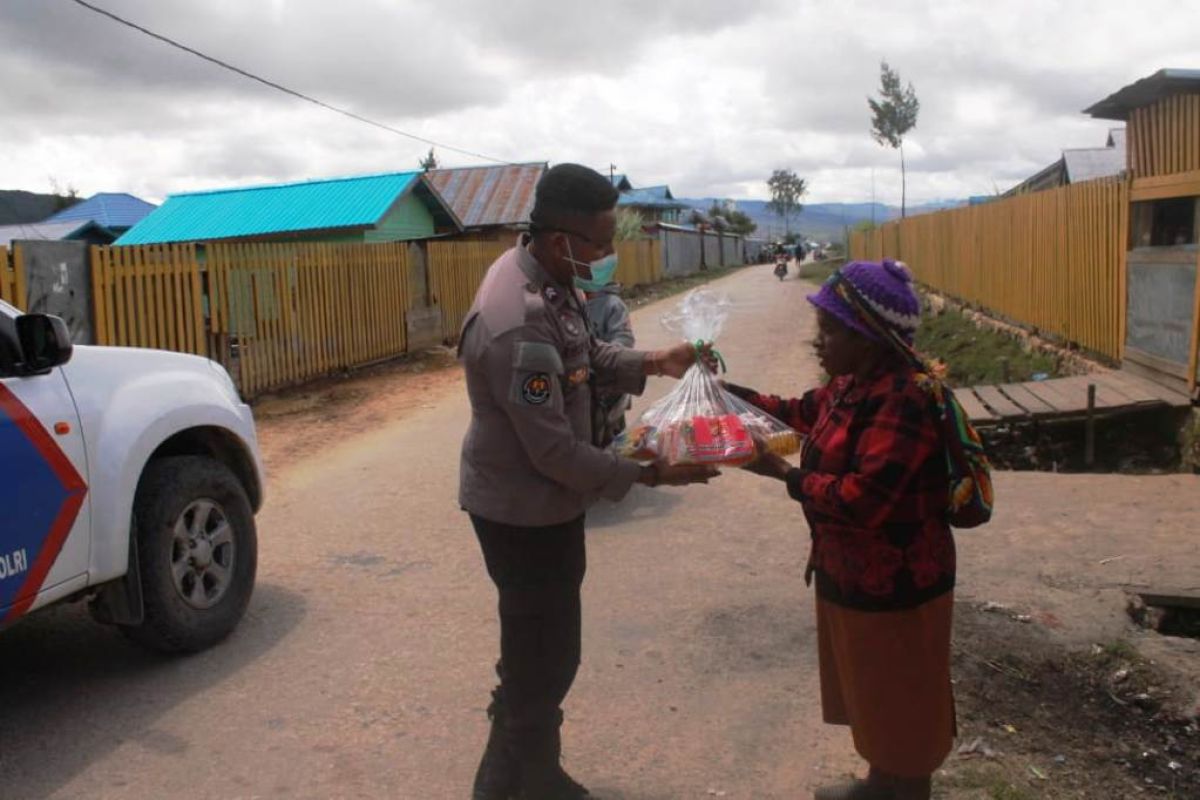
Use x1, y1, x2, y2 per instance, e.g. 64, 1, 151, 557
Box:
613, 289, 801, 466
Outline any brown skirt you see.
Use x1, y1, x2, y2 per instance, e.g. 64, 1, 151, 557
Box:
817, 591, 956, 778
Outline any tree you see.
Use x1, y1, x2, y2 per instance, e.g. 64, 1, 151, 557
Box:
766, 169, 807, 237
419, 148, 439, 171
707, 202, 757, 236
48, 176, 79, 212
868, 61, 920, 218
614, 207, 647, 241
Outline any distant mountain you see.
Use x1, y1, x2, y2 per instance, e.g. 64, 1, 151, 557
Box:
678, 198, 967, 243
0, 190, 80, 225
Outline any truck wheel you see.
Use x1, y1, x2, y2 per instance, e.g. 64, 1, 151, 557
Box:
122, 456, 257, 653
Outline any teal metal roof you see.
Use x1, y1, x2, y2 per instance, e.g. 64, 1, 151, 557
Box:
117, 172, 423, 245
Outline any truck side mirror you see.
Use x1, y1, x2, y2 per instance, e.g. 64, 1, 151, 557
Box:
16, 314, 73, 374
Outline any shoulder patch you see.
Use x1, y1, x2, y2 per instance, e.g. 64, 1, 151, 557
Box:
520, 373, 553, 405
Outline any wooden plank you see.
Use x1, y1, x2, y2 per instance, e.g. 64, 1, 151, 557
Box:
1131, 169, 1200, 202
974, 384, 1028, 418
1136, 590, 1200, 612
953, 388, 997, 422
1018, 379, 1073, 411
1049, 375, 1140, 411
89, 246, 109, 345
1093, 372, 1160, 404
12, 244, 27, 311
1025, 377, 1098, 413
156, 246, 171, 350
1109, 371, 1191, 405
996, 383, 1057, 416
1087, 372, 1141, 404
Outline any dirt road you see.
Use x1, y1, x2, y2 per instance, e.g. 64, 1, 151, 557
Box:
1, 263, 1197, 799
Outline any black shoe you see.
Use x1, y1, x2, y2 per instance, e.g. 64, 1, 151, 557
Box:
516, 764, 589, 800
472, 690, 518, 800
515, 720, 589, 800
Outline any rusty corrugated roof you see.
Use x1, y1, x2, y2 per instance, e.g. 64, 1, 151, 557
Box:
428, 163, 545, 228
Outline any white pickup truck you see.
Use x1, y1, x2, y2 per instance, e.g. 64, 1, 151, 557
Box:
0, 299, 263, 652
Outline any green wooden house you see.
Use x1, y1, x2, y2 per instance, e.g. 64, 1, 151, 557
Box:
117, 171, 461, 245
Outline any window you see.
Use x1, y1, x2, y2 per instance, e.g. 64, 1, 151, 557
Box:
1131, 197, 1199, 247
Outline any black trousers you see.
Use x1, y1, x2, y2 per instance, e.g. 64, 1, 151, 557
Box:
471, 513, 587, 749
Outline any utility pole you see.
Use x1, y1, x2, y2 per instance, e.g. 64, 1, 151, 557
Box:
609, 164, 617, 185
871, 168, 876, 226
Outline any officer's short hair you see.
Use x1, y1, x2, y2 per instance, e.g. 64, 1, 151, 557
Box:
530, 164, 619, 233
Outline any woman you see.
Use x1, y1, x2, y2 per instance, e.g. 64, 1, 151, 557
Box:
728, 259, 956, 800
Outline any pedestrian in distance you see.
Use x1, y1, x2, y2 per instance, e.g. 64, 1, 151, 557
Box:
458, 163, 720, 800
728, 259, 962, 800
579, 266, 634, 448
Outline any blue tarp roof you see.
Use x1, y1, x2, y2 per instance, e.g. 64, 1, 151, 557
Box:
117, 172, 426, 245
618, 185, 687, 209
44, 192, 156, 229
608, 173, 633, 191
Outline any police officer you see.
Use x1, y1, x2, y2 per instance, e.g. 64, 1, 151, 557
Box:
459, 164, 718, 799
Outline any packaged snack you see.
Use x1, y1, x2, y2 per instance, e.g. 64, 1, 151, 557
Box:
613, 289, 800, 466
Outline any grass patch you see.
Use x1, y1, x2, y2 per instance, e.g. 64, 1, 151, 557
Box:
1099, 639, 1140, 662
938, 765, 1035, 800
797, 257, 843, 284
623, 263, 750, 310
914, 307, 1061, 387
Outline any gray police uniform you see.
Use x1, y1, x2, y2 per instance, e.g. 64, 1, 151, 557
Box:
458, 237, 647, 527
458, 237, 652, 780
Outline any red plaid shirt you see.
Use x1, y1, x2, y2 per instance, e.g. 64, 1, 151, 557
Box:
728, 366, 955, 611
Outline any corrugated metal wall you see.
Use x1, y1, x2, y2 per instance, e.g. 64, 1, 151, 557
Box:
659, 228, 703, 276
720, 234, 741, 266
703, 233, 722, 268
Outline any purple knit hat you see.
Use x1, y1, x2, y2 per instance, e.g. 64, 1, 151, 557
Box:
807, 259, 921, 344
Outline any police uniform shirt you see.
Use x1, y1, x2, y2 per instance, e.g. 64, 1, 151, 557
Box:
458, 236, 647, 527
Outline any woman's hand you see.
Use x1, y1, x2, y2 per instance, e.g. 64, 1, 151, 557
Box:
741, 451, 792, 482
638, 462, 721, 486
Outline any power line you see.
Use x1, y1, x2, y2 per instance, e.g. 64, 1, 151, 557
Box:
66, 0, 512, 166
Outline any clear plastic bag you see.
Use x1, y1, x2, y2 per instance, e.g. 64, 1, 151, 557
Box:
613, 289, 802, 466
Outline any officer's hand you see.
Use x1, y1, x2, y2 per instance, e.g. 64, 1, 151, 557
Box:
644, 462, 721, 486
649, 341, 718, 379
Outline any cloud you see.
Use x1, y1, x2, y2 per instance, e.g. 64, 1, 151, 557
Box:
0, 0, 1196, 206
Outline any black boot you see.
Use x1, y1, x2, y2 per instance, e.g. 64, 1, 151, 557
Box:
473, 688, 518, 800
515, 712, 589, 800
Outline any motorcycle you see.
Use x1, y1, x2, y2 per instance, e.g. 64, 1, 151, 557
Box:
773, 258, 788, 281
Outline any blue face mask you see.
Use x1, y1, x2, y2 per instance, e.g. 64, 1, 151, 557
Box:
565, 239, 619, 292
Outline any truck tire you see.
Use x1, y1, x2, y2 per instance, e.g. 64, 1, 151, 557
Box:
121, 455, 257, 653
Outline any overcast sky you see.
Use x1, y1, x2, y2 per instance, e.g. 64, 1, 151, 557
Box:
1, 0, 1196, 207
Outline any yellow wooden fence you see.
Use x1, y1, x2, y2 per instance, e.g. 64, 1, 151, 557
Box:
427, 239, 511, 342
0, 245, 27, 310
428, 238, 666, 343
206, 242, 410, 397
849, 176, 1129, 360
91, 243, 206, 356
89, 236, 673, 397
615, 239, 663, 289
1128, 93, 1200, 179
93, 241, 411, 397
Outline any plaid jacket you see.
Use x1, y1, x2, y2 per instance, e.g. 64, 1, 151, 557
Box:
728, 366, 956, 611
